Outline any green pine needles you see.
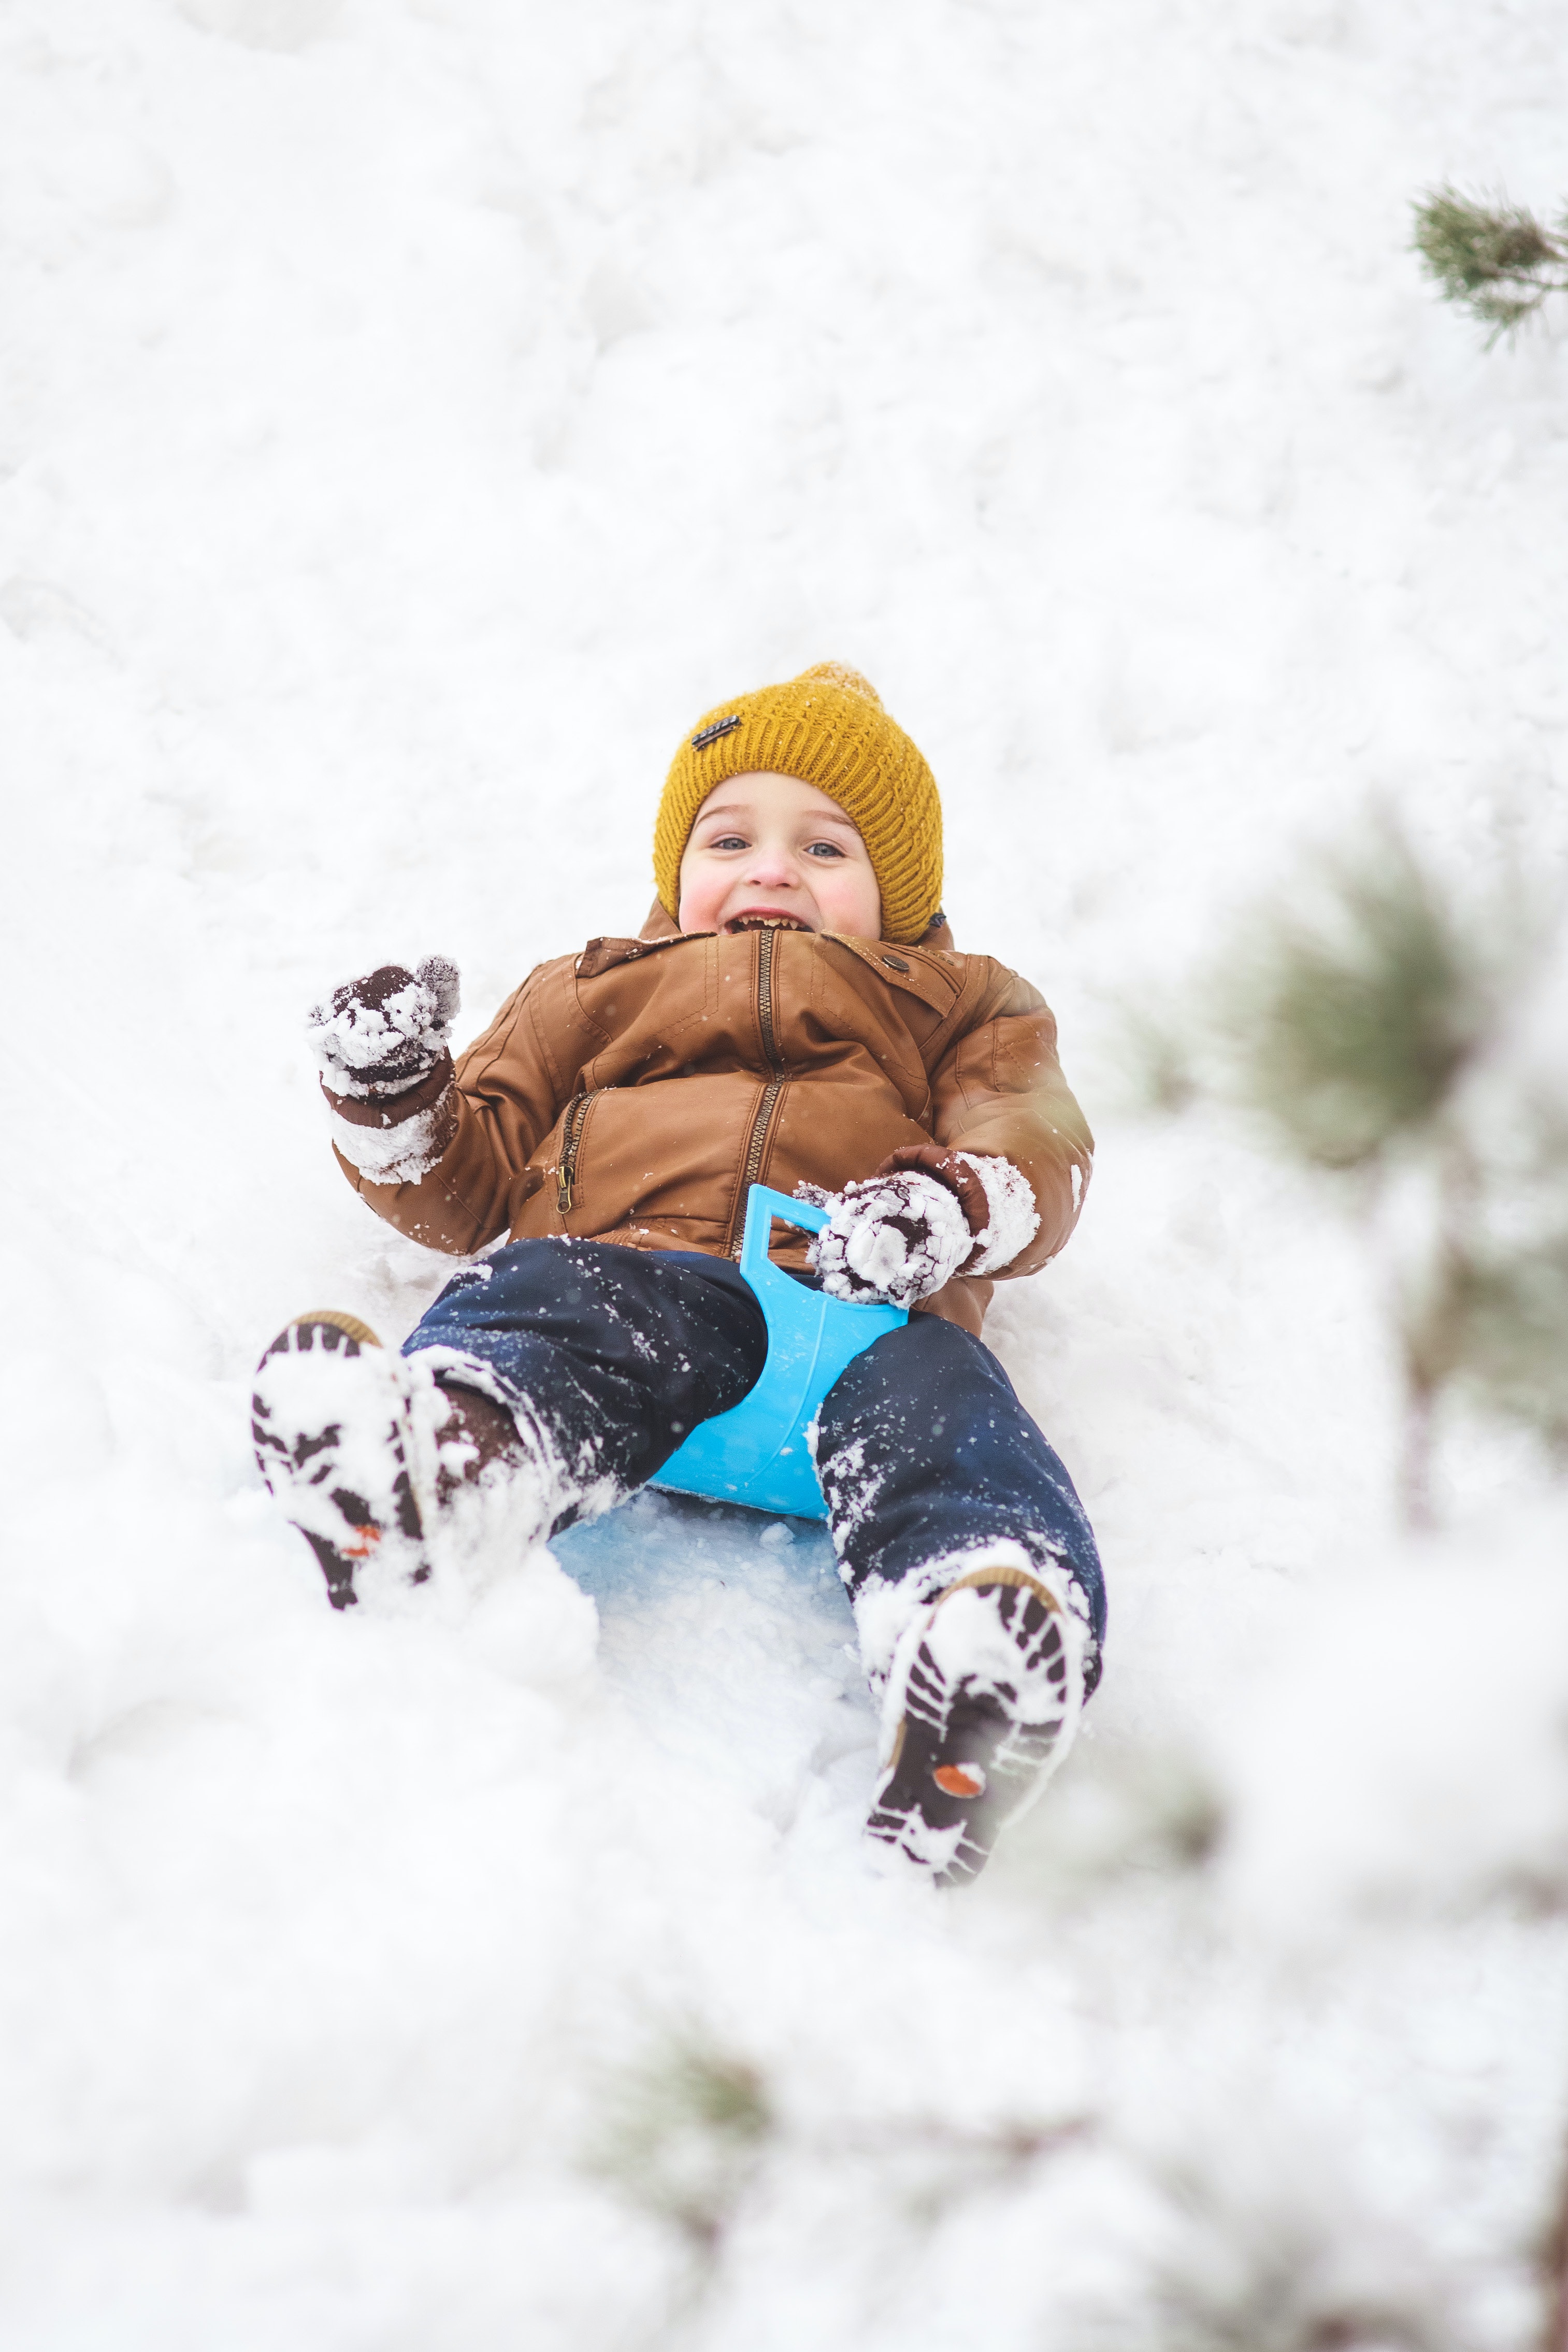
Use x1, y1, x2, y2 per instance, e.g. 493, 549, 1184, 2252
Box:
1413, 185, 1568, 342
1220, 821, 1502, 1173
1134, 812, 1565, 1524
586, 2024, 1092, 2285
588, 2034, 775, 2256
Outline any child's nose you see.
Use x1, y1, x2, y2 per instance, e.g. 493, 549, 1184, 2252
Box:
744, 845, 801, 888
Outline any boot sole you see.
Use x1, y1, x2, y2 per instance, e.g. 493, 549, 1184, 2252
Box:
867, 1579, 1076, 1886
251, 1314, 426, 1609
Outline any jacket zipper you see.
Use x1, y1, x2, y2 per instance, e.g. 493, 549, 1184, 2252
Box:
735, 1075, 784, 1230
730, 925, 785, 1255
555, 1091, 595, 1214
755, 919, 781, 1064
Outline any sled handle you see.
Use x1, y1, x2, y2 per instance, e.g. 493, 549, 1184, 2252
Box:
737, 1184, 828, 1294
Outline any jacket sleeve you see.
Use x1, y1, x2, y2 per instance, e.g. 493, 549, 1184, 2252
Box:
924, 966, 1094, 1278
322, 959, 579, 1254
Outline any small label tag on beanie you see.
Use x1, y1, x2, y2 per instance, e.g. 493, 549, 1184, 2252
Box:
691, 714, 741, 751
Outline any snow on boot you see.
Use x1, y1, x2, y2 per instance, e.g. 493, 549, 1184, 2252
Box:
867, 1563, 1085, 1886
251, 1312, 431, 1608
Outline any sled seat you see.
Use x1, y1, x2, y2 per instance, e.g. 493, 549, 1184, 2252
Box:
653, 1185, 907, 1520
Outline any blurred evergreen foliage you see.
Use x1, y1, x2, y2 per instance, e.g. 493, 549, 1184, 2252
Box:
1135, 813, 1565, 1519
586, 2026, 1092, 2279
588, 2033, 774, 2255
1413, 185, 1568, 342
1216, 820, 1505, 1171
1443, 1153, 1568, 1456
1139, 2168, 1455, 2352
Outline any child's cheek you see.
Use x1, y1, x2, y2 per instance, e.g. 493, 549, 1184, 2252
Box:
676, 860, 721, 934
821, 867, 883, 939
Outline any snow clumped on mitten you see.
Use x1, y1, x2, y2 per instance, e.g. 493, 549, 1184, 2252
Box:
956, 1151, 1040, 1276
306, 957, 461, 1098
809, 1169, 975, 1308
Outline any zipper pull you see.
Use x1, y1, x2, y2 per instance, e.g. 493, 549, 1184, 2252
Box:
556, 1166, 573, 1213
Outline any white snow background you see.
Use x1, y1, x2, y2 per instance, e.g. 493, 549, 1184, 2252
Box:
4, 1, 1568, 2345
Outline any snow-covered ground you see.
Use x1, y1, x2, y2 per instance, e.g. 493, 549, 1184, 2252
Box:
5, 1, 1568, 2343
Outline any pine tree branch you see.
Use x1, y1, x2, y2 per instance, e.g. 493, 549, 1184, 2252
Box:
1413, 185, 1568, 345
1125, 807, 1562, 1526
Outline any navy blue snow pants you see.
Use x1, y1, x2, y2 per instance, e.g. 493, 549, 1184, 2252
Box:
404, 1239, 1104, 1687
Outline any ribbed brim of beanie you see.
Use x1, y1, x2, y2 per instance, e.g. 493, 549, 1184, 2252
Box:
653, 662, 944, 947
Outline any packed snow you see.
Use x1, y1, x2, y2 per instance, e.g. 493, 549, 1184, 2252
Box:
5, 1, 1568, 2345
304, 956, 458, 1093
812, 1167, 977, 1307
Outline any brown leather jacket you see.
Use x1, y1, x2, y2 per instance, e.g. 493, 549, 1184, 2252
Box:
327, 913, 1092, 1337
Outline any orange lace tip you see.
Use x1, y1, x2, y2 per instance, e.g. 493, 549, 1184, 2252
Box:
933, 1762, 986, 1800
340, 1526, 382, 1561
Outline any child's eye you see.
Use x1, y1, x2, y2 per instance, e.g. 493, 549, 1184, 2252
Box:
707, 834, 749, 851
804, 840, 845, 859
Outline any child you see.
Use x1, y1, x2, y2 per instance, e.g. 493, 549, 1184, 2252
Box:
252, 663, 1103, 1885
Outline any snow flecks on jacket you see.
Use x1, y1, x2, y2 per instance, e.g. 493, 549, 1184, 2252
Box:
321, 928, 1094, 1338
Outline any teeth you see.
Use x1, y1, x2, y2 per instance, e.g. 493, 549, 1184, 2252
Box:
729, 915, 807, 933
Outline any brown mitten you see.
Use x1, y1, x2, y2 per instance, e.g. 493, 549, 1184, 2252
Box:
306, 957, 460, 1098
808, 1169, 975, 1308
869, 1145, 1041, 1278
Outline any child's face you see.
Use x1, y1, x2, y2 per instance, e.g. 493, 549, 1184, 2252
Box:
677, 771, 883, 939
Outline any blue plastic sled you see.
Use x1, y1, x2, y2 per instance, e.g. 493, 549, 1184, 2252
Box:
653, 1184, 907, 1519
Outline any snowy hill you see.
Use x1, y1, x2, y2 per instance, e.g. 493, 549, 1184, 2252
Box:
4, 1, 1568, 2344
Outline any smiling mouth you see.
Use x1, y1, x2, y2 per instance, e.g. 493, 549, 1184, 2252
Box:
724, 913, 812, 934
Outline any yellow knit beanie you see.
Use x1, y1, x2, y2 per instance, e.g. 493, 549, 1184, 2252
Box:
653, 662, 944, 946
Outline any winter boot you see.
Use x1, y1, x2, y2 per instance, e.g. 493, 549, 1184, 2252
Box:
251, 1313, 530, 1607
251, 1313, 435, 1607
867, 1562, 1085, 1886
